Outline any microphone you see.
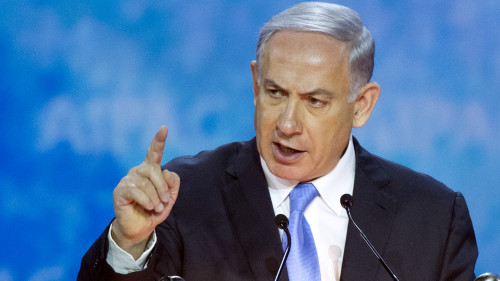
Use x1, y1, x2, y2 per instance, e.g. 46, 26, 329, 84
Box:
274, 214, 291, 281
475, 273, 500, 281
340, 194, 401, 281
159, 276, 185, 281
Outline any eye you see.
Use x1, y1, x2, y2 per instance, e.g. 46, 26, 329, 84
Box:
266, 88, 285, 98
307, 96, 327, 108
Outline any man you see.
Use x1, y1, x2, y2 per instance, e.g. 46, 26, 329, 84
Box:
78, 2, 478, 281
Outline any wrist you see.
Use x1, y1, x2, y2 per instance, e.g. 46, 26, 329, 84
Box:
111, 220, 151, 260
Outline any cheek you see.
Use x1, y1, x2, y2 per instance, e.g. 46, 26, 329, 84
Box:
309, 115, 350, 153
255, 102, 277, 131
254, 103, 271, 145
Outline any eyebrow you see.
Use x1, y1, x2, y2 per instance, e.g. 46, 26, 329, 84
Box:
263, 79, 335, 99
262, 79, 284, 90
305, 88, 335, 100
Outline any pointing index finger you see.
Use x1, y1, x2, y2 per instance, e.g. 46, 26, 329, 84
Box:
145, 126, 168, 165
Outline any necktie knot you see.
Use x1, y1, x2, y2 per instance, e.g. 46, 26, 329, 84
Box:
290, 183, 319, 212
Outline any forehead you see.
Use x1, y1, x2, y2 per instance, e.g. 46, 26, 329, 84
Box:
261, 31, 349, 70
259, 31, 350, 92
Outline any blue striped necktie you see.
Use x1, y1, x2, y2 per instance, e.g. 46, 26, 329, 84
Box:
282, 183, 321, 281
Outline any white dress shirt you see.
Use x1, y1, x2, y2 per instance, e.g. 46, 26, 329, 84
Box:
263, 136, 355, 281
107, 137, 356, 280
107, 223, 157, 273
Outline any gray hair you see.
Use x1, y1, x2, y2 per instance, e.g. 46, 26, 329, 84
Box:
256, 2, 375, 102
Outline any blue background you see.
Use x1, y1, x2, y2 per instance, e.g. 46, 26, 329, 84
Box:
1, 0, 499, 280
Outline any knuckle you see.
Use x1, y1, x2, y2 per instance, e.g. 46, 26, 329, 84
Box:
135, 179, 147, 191
129, 165, 141, 174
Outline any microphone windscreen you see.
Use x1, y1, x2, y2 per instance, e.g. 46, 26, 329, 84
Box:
340, 194, 354, 209
275, 214, 289, 229
475, 273, 500, 281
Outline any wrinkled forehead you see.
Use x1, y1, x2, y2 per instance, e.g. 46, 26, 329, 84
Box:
258, 30, 351, 68
258, 31, 350, 77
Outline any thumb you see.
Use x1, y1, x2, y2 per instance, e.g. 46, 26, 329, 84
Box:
163, 170, 180, 202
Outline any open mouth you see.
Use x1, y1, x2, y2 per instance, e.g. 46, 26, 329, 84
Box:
275, 142, 302, 155
272, 142, 304, 163
279, 144, 299, 154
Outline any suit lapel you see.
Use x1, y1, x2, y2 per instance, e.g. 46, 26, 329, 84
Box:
218, 138, 397, 281
341, 139, 398, 281
221, 139, 288, 281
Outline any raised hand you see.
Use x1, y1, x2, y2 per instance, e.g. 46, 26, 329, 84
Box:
111, 126, 180, 259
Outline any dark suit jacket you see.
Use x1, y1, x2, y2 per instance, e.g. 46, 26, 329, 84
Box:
78, 138, 477, 281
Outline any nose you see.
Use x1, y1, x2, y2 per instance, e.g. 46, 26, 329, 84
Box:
276, 99, 302, 137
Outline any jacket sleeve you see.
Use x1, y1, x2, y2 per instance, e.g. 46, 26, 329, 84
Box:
438, 192, 478, 281
77, 216, 182, 281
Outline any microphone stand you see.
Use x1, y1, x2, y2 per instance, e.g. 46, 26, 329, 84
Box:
274, 214, 291, 281
345, 206, 400, 281
341, 194, 400, 281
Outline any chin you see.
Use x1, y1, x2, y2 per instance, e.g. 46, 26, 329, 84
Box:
269, 163, 310, 182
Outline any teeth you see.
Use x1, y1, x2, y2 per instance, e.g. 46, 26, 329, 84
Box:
280, 145, 297, 154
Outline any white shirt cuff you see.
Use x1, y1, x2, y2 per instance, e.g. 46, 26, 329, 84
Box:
106, 223, 157, 274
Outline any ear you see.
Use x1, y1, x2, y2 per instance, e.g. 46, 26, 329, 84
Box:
352, 82, 381, 128
250, 60, 260, 105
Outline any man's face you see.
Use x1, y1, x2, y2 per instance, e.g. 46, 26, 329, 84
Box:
252, 31, 356, 182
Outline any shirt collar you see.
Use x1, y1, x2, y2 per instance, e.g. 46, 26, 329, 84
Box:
261, 136, 356, 216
